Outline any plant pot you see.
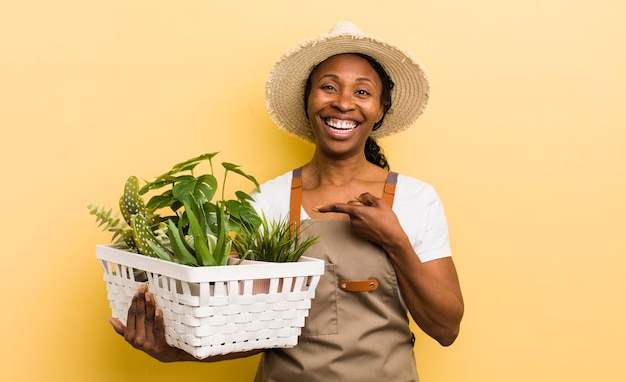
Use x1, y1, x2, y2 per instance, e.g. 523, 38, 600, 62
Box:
227, 257, 293, 295
96, 244, 324, 359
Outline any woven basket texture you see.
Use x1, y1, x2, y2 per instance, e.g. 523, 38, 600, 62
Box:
96, 245, 324, 359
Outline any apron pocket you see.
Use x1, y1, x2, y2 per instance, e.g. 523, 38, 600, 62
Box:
301, 262, 338, 336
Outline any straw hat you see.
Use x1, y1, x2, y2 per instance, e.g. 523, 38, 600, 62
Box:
265, 21, 430, 141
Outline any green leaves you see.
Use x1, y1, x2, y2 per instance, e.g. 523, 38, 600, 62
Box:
87, 204, 131, 246
172, 152, 219, 174
225, 192, 262, 234
212, 201, 232, 266
222, 162, 260, 189
172, 174, 218, 205
232, 214, 319, 263
183, 199, 214, 265
138, 152, 219, 195
166, 220, 198, 266
88, 152, 263, 266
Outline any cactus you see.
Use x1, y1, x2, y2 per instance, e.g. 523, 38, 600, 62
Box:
120, 229, 138, 252
131, 213, 173, 262
120, 176, 146, 222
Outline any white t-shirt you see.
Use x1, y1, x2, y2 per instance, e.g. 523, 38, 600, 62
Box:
251, 170, 452, 263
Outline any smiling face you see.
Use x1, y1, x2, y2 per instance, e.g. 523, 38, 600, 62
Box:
305, 54, 386, 160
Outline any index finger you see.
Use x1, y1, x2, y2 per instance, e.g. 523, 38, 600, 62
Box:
313, 203, 355, 215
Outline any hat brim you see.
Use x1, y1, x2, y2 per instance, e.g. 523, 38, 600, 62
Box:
266, 30, 430, 141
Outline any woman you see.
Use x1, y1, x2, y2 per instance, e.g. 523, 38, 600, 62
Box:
110, 21, 464, 381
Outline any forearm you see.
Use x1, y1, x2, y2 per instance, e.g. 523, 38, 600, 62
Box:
382, 236, 464, 346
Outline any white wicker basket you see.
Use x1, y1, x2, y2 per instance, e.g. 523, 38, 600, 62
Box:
96, 244, 324, 359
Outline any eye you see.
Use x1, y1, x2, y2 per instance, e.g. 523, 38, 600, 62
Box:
355, 89, 370, 96
321, 85, 336, 92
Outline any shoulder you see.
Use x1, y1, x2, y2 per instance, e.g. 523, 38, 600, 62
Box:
393, 173, 443, 219
393, 173, 452, 261
257, 170, 293, 194
394, 173, 440, 206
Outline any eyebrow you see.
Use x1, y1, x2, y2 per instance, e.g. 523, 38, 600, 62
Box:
318, 74, 377, 86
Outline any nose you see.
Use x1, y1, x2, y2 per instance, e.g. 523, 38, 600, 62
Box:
331, 89, 354, 111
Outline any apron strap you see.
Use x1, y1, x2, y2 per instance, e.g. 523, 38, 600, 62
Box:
290, 167, 303, 227
289, 168, 398, 225
381, 171, 398, 208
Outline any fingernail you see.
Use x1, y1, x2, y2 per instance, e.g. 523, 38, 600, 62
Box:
145, 292, 151, 303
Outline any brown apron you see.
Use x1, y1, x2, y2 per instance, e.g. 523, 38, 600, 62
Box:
254, 169, 419, 382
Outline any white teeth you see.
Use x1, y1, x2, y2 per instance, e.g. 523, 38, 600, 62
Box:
326, 119, 357, 130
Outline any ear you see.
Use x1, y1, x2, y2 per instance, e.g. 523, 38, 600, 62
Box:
373, 106, 386, 130
376, 108, 385, 124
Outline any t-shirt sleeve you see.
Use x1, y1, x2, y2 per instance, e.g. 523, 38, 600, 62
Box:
395, 176, 452, 263
249, 171, 292, 222
417, 186, 452, 262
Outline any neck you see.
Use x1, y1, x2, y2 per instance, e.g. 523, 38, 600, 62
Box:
302, 153, 382, 187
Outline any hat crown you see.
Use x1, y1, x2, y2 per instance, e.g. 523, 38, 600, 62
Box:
329, 21, 363, 36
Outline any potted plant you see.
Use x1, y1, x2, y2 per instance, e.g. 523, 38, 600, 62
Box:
88, 153, 324, 359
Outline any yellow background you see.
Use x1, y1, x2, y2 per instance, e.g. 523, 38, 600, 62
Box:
1, 1, 624, 381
